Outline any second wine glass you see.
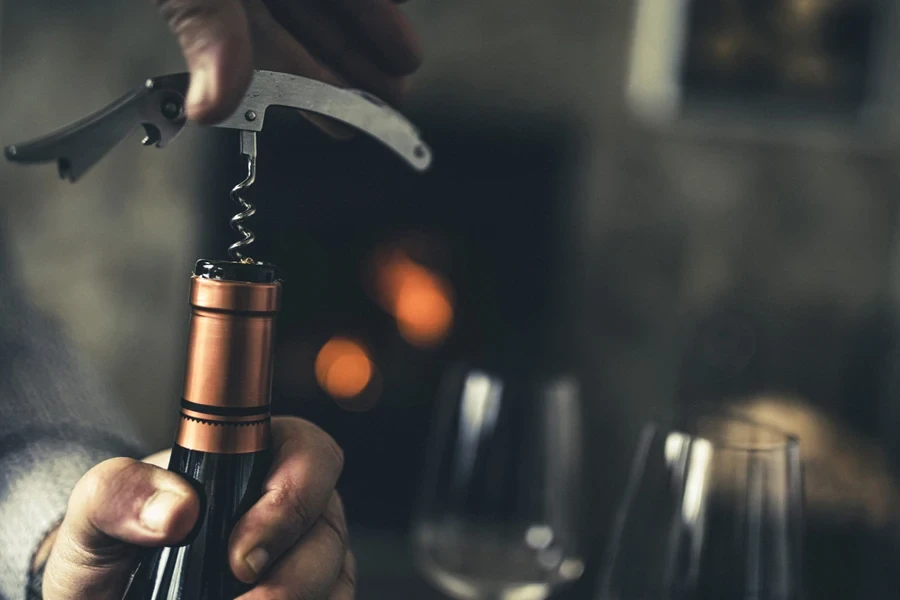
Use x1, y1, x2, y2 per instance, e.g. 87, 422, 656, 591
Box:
412, 366, 586, 600
597, 411, 805, 600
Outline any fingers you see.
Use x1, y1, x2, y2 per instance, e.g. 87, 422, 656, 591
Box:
42, 458, 200, 600
329, 0, 423, 76
237, 494, 350, 600
245, 0, 342, 85
333, 40, 412, 104
264, 0, 411, 104
329, 550, 357, 600
153, 0, 254, 123
229, 416, 345, 583
243, 0, 361, 138
157, 0, 420, 127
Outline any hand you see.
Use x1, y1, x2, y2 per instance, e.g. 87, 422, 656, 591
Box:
153, 0, 423, 124
38, 417, 353, 599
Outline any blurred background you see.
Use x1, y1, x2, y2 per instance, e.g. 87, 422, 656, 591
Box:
4, 0, 900, 598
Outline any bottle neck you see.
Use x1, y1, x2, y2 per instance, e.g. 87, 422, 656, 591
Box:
175, 273, 282, 454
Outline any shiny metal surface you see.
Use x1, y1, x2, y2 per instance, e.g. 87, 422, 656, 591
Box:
4, 69, 432, 182
188, 275, 281, 313
175, 414, 270, 454
175, 274, 282, 454
228, 132, 258, 262
213, 70, 432, 171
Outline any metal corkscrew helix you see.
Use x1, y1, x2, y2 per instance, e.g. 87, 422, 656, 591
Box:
230, 131, 258, 262
4, 69, 433, 263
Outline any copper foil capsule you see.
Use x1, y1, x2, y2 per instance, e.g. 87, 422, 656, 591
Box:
174, 263, 282, 454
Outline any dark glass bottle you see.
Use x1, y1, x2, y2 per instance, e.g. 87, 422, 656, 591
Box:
123, 260, 282, 600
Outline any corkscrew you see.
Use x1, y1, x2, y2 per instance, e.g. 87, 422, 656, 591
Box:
4, 70, 433, 263
230, 131, 258, 262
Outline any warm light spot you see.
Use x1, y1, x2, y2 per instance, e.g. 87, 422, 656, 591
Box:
315, 338, 373, 399
395, 275, 454, 347
373, 250, 454, 348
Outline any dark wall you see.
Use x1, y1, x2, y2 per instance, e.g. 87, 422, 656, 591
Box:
202, 112, 577, 529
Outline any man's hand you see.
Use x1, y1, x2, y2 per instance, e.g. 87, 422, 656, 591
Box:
154, 0, 423, 124
39, 417, 354, 599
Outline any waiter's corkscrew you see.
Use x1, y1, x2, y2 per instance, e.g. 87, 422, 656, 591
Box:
4, 70, 432, 264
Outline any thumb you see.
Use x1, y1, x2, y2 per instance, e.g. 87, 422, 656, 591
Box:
42, 458, 200, 600
155, 0, 254, 123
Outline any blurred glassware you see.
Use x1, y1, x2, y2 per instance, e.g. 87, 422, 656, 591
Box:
412, 365, 585, 600
597, 411, 805, 600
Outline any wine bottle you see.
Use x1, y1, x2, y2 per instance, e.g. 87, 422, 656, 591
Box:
123, 259, 282, 600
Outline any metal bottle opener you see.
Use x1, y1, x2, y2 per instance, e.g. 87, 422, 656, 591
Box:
5, 69, 432, 180
4, 69, 433, 262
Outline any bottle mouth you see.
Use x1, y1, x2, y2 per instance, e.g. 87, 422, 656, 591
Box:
190, 261, 282, 314
194, 259, 280, 284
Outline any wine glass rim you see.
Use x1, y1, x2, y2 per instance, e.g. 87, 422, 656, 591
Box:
645, 408, 799, 452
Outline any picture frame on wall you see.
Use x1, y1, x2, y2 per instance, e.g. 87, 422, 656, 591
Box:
626, 0, 900, 148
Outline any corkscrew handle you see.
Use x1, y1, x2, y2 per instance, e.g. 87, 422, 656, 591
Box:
213, 70, 431, 170
4, 70, 432, 181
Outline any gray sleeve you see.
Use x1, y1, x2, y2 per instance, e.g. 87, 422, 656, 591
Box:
0, 246, 149, 600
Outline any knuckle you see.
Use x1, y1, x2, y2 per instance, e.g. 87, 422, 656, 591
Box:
106, 460, 168, 514
309, 426, 345, 474
110, 458, 156, 491
326, 435, 345, 473
153, 0, 241, 60
326, 494, 349, 543
288, 501, 314, 535
75, 459, 161, 538
281, 417, 345, 474
69, 458, 135, 509
293, 581, 319, 600
154, 0, 220, 30
271, 416, 308, 450
340, 551, 358, 589
269, 487, 314, 534
320, 505, 348, 549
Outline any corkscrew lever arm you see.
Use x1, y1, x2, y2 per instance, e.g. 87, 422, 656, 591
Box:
4, 69, 432, 182
216, 70, 432, 171
4, 74, 190, 182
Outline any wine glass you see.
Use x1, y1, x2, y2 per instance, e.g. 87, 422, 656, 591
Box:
597, 410, 805, 600
412, 365, 586, 600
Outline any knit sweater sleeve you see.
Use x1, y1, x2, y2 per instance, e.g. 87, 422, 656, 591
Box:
0, 247, 148, 600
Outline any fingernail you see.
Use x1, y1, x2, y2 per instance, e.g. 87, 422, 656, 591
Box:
140, 490, 183, 532
244, 547, 269, 577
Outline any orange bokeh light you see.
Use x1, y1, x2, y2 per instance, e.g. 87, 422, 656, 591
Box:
374, 250, 454, 348
315, 338, 373, 399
